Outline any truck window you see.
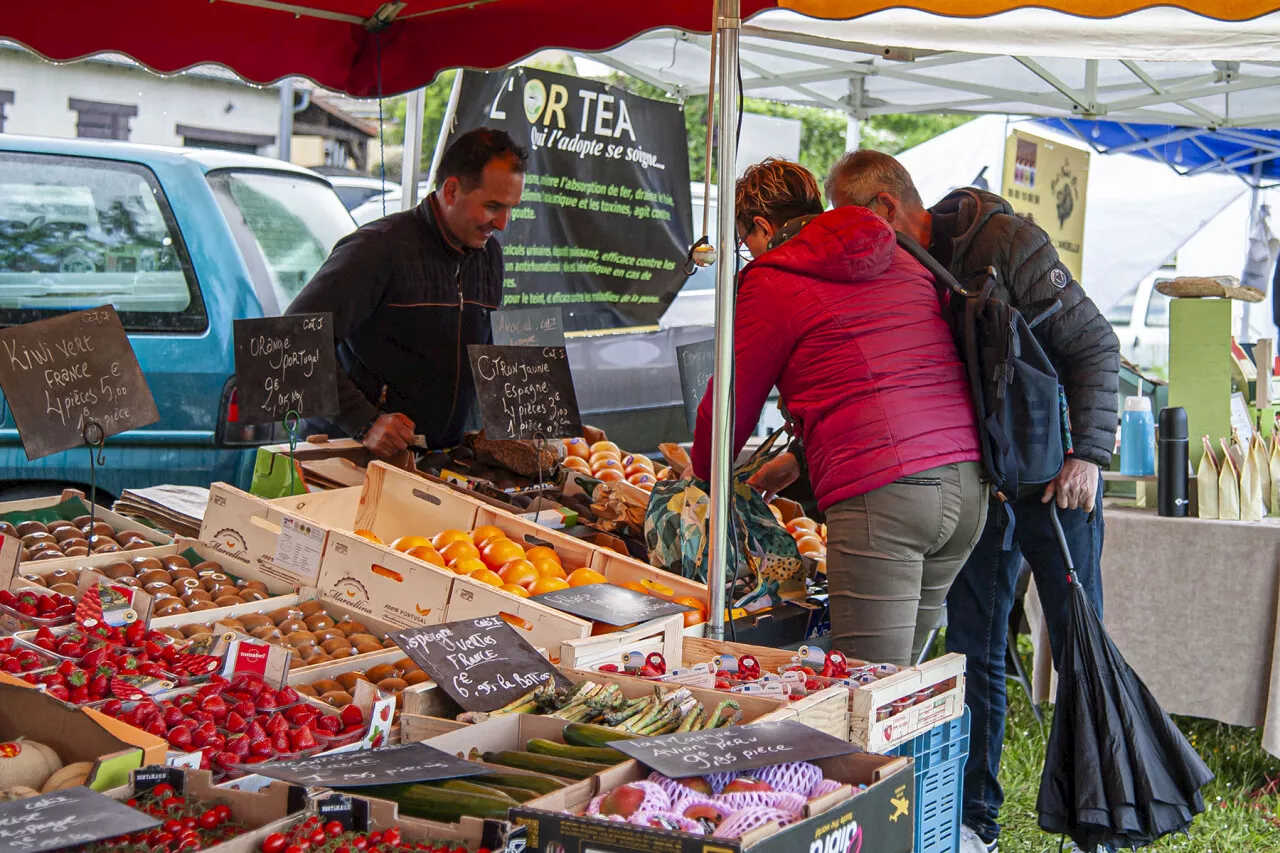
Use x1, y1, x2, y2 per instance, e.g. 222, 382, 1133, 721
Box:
207, 170, 354, 313
1105, 286, 1136, 327
1145, 286, 1171, 328
0, 151, 205, 331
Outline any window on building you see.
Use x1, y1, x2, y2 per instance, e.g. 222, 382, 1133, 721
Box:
177, 124, 275, 155
69, 98, 137, 140
0, 91, 12, 133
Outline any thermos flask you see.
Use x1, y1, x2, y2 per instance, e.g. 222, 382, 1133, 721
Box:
1158, 406, 1188, 517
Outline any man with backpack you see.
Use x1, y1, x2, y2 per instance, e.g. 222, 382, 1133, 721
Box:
820, 150, 1119, 853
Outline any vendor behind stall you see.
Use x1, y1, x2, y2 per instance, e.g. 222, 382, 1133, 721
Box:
287, 128, 527, 458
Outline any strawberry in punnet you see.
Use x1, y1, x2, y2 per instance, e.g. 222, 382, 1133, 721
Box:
216, 750, 242, 769
255, 691, 280, 712
203, 695, 229, 722
276, 686, 300, 705
99, 698, 123, 717
232, 674, 267, 698
230, 699, 255, 721
168, 725, 194, 752
124, 620, 146, 645
196, 683, 223, 703
225, 734, 252, 758
88, 673, 109, 699
249, 737, 274, 759
79, 646, 109, 670
163, 705, 188, 728
264, 713, 289, 736
144, 716, 167, 737
340, 705, 365, 730
271, 730, 291, 754
245, 720, 268, 743
224, 712, 249, 734
45, 685, 69, 702
316, 714, 341, 734
290, 726, 318, 752
192, 722, 219, 749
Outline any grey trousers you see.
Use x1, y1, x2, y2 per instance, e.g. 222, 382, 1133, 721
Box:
825, 461, 988, 667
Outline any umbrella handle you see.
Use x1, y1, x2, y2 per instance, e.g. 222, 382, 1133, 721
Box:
1048, 503, 1080, 586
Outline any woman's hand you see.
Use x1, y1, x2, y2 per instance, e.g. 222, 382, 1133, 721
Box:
748, 452, 801, 502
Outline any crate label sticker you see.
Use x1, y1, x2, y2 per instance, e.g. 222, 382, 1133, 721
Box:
273, 515, 325, 582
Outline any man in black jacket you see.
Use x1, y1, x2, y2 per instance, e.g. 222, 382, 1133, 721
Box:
823, 150, 1120, 853
288, 128, 526, 457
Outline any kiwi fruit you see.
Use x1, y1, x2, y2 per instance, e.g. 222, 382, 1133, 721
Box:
52, 527, 81, 543
169, 568, 198, 582
153, 599, 187, 617
328, 646, 354, 660
311, 628, 344, 644
50, 583, 80, 596
303, 614, 336, 632
268, 606, 303, 624
181, 624, 213, 638
214, 594, 245, 608
335, 672, 368, 693
91, 542, 121, 554
72, 515, 93, 528
138, 569, 171, 587
27, 541, 60, 555
123, 541, 152, 552
117, 531, 150, 546
210, 585, 239, 600
100, 562, 134, 580
236, 579, 268, 593
320, 638, 352, 655
16, 520, 48, 537
130, 556, 164, 572
288, 656, 307, 671
277, 619, 309, 635
19, 573, 46, 587
393, 657, 420, 673
250, 625, 284, 642
84, 522, 115, 539
216, 618, 247, 633
309, 679, 343, 695
181, 586, 211, 600
158, 627, 186, 641
30, 550, 64, 562
297, 600, 327, 617
300, 645, 327, 662
287, 631, 318, 648
177, 577, 203, 591
62, 546, 90, 558
295, 684, 319, 698
145, 583, 180, 597
354, 640, 383, 655
380, 638, 398, 649
365, 663, 399, 683
60, 537, 90, 551
188, 601, 218, 613
345, 633, 378, 648
376, 677, 408, 693
114, 576, 140, 588
403, 670, 431, 686
47, 519, 75, 532
0, 522, 16, 536
193, 561, 223, 576
320, 690, 354, 707
240, 589, 269, 602
238, 614, 273, 632
160, 555, 192, 571
335, 620, 369, 635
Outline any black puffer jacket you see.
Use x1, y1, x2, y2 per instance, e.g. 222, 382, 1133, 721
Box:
287, 197, 501, 448
929, 189, 1120, 467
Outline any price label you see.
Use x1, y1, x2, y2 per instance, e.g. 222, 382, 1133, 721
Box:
467, 345, 582, 440
232, 313, 339, 426
609, 719, 856, 779
0, 787, 160, 853
254, 742, 490, 788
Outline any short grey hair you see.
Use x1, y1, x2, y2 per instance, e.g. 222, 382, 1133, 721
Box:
826, 149, 924, 211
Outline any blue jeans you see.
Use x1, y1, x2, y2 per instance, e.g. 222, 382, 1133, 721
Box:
944, 485, 1105, 844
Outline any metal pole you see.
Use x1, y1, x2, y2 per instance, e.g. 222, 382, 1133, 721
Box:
1242, 160, 1264, 340
426, 70, 465, 191
400, 87, 426, 211
277, 78, 294, 162
706, 0, 740, 641
845, 77, 863, 151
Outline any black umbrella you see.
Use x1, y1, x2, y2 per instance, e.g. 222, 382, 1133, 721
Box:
1037, 505, 1215, 850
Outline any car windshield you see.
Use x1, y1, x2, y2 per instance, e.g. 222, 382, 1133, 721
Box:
208, 170, 354, 312
1105, 286, 1137, 327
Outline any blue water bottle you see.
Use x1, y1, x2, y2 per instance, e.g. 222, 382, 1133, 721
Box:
1120, 395, 1156, 476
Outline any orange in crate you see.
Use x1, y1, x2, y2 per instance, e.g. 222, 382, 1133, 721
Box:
450, 556, 488, 576
525, 545, 561, 565
532, 558, 567, 580
499, 559, 540, 590
481, 538, 527, 570
529, 576, 571, 595
468, 568, 505, 588
500, 584, 531, 598
407, 545, 447, 568
433, 529, 472, 550
567, 568, 607, 587
441, 539, 481, 564
471, 525, 507, 547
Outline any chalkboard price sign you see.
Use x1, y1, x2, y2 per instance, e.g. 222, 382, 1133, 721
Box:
532, 583, 694, 627
254, 742, 491, 788
233, 313, 339, 426
467, 345, 582, 440
0, 306, 160, 461
491, 307, 566, 347
610, 719, 856, 779
0, 786, 161, 853
676, 339, 715, 432
391, 615, 571, 713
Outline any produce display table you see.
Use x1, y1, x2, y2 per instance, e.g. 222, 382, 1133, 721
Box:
1025, 506, 1280, 758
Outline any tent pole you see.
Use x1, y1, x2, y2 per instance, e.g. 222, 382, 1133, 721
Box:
707, 0, 740, 641
401, 87, 426, 210
426, 70, 465, 192
1242, 160, 1264, 340
845, 77, 863, 150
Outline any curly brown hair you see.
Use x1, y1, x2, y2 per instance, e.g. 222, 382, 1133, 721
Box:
735, 158, 824, 235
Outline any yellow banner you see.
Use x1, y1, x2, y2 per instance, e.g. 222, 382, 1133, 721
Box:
1000, 130, 1089, 281
780, 0, 1280, 21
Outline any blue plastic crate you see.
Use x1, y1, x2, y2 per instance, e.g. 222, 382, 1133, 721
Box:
888, 709, 971, 853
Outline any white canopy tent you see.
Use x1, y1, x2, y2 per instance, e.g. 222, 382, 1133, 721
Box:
591, 9, 1280, 136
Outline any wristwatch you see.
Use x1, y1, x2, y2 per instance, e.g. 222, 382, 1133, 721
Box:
353, 415, 380, 443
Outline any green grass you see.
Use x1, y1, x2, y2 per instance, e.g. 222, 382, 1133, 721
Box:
994, 647, 1280, 852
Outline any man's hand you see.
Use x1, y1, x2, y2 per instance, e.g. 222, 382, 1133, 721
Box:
1041, 457, 1100, 512
748, 452, 801, 502
361, 412, 416, 459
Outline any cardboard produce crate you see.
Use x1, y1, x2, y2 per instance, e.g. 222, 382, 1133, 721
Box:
0, 680, 164, 791
510, 751, 914, 853
2, 490, 173, 586
561, 621, 849, 741
333, 791, 515, 853
106, 767, 307, 853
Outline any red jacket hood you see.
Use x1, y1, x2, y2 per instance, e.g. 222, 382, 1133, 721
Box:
751, 206, 896, 283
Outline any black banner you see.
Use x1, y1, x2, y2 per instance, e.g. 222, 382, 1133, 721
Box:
447, 68, 693, 332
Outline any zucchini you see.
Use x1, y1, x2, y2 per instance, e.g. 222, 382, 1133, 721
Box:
476, 783, 538, 803
433, 779, 518, 801
563, 723, 637, 748
526, 738, 626, 765
482, 750, 608, 780
348, 784, 511, 823
477, 772, 568, 795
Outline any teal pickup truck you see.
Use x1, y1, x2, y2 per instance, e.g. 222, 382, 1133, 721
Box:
0, 136, 356, 500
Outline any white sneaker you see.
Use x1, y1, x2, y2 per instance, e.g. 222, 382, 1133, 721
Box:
960, 824, 998, 853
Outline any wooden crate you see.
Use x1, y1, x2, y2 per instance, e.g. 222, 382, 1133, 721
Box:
849, 653, 966, 752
